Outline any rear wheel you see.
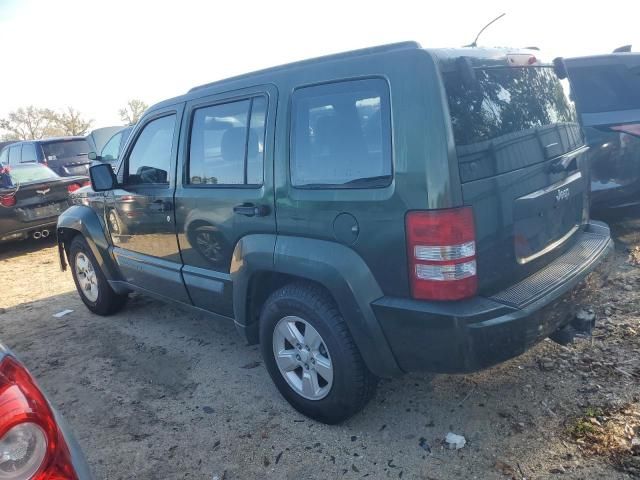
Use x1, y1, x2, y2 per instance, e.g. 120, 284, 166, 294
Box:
259, 282, 377, 424
69, 235, 127, 315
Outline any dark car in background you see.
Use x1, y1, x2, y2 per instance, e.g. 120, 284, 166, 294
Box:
0, 163, 88, 242
564, 50, 640, 209
0, 137, 92, 177
0, 342, 92, 478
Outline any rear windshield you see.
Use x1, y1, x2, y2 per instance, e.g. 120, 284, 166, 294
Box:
42, 140, 90, 160
568, 64, 640, 113
443, 66, 583, 182
1, 165, 59, 186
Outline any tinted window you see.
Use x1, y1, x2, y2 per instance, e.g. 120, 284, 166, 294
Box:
568, 64, 640, 113
290, 78, 392, 188
188, 96, 266, 186
42, 139, 90, 159
101, 132, 122, 162
127, 115, 176, 185
8, 146, 21, 164
21, 143, 37, 162
443, 66, 583, 182
0, 148, 8, 165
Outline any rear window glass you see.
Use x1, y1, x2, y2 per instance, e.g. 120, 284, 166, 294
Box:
4, 165, 59, 184
42, 140, 90, 160
290, 78, 392, 188
21, 143, 37, 162
568, 64, 640, 113
443, 66, 583, 182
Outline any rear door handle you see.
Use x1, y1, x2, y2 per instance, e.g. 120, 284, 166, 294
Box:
233, 203, 269, 217
150, 199, 172, 212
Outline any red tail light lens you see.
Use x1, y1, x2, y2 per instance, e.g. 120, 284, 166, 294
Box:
0, 195, 16, 208
0, 356, 78, 480
611, 123, 640, 137
82, 181, 91, 187
406, 207, 478, 301
67, 184, 81, 193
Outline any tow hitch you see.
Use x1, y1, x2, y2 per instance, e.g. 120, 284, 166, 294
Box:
549, 308, 596, 346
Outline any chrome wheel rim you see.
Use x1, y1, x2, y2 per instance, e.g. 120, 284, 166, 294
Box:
272, 316, 333, 400
75, 252, 99, 302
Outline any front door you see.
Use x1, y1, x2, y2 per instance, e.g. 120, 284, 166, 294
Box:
174, 87, 277, 316
106, 105, 190, 302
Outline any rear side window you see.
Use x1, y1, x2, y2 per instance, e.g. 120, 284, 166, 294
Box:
188, 96, 266, 186
568, 64, 640, 113
21, 143, 37, 162
8, 146, 21, 164
0, 148, 8, 165
126, 115, 176, 185
290, 78, 392, 188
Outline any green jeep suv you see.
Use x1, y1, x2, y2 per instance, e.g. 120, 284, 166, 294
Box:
57, 42, 612, 423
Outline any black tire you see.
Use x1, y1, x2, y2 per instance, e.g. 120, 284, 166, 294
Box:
259, 282, 378, 424
69, 235, 127, 315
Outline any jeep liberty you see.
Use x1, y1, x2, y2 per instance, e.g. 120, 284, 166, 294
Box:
57, 42, 612, 423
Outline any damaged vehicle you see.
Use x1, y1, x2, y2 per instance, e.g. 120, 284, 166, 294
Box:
562, 49, 640, 210
0, 164, 88, 243
57, 42, 612, 423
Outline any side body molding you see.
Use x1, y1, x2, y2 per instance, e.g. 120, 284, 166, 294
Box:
56, 205, 126, 292
231, 234, 402, 378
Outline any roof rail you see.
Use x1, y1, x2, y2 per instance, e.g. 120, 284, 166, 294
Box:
188, 41, 421, 93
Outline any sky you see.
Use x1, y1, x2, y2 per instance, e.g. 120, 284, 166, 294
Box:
1, 0, 639, 129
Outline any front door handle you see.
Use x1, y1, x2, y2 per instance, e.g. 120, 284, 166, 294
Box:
233, 203, 269, 217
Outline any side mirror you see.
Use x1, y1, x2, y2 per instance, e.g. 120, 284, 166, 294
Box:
88, 151, 99, 161
456, 56, 479, 90
89, 163, 117, 192
553, 57, 568, 80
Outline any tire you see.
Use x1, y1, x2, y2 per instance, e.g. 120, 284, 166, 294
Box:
69, 235, 127, 315
259, 282, 378, 424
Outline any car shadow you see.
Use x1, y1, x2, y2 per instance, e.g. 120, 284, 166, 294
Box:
0, 236, 57, 261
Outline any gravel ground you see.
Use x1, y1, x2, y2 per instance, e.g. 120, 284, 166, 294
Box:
1, 212, 639, 480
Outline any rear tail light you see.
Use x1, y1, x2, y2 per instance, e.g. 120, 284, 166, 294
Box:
406, 207, 478, 301
0, 356, 78, 480
67, 184, 81, 193
611, 123, 640, 137
82, 181, 91, 187
0, 195, 16, 208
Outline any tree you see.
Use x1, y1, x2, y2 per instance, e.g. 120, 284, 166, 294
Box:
49, 107, 93, 136
0, 106, 58, 140
119, 99, 148, 125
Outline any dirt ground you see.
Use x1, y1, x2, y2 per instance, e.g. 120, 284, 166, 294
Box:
1, 212, 639, 480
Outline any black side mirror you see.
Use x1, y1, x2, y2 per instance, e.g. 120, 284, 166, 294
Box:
88, 151, 101, 161
89, 163, 117, 192
456, 56, 479, 90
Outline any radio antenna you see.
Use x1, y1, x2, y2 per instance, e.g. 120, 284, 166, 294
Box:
465, 13, 506, 48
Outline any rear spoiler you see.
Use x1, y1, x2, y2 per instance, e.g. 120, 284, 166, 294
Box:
613, 45, 632, 53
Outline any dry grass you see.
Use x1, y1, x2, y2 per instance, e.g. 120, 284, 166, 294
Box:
569, 403, 640, 475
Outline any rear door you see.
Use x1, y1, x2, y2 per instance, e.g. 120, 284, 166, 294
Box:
565, 54, 640, 205
174, 86, 277, 317
442, 61, 588, 295
106, 106, 190, 302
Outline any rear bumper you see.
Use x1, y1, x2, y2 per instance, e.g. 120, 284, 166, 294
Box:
373, 221, 613, 373
0, 220, 57, 242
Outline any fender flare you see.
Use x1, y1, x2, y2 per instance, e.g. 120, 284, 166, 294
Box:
231, 234, 402, 378
56, 205, 124, 287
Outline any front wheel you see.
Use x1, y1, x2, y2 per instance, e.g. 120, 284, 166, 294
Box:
259, 282, 377, 424
69, 235, 127, 315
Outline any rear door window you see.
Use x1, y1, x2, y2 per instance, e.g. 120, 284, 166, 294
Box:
21, 143, 37, 162
290, 78, 392, 188
187, 96, 266, 186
